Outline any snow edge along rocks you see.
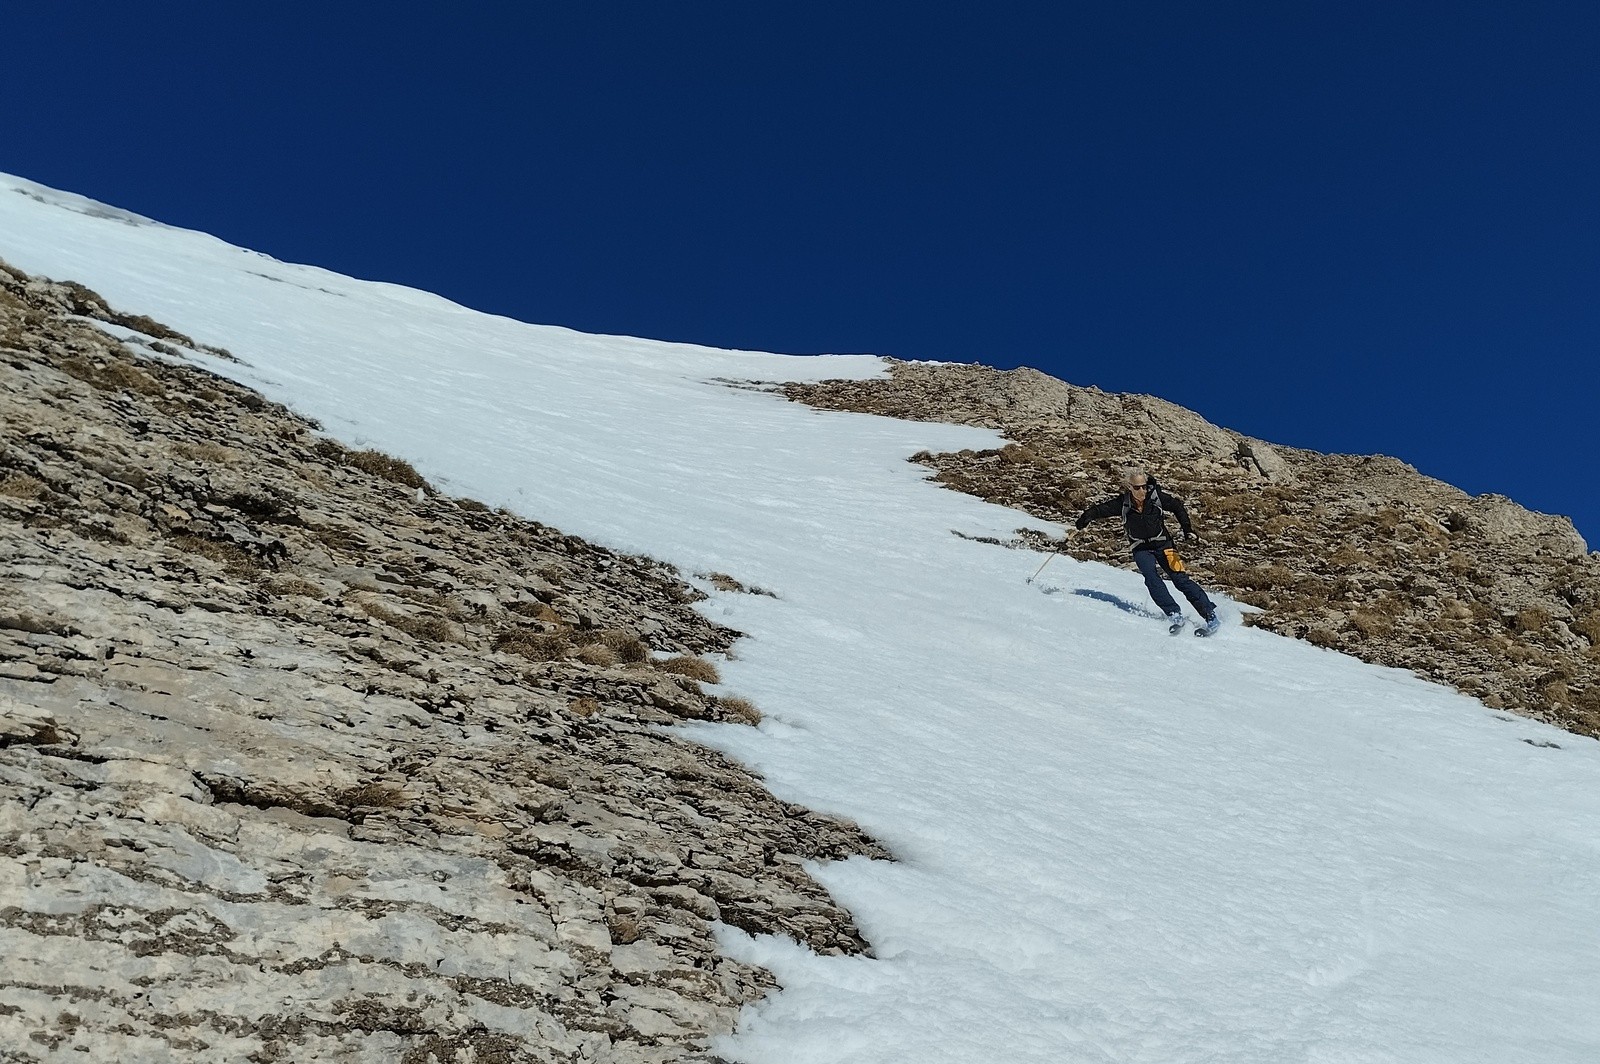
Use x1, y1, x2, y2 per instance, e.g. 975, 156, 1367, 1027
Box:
780, 361, 1600, 740
0, 260, 885, 1063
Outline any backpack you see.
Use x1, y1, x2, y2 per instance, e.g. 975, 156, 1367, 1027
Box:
1120, 479, 1170, 547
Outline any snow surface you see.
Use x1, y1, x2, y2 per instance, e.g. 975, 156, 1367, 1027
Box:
5, 172, 1599, 1063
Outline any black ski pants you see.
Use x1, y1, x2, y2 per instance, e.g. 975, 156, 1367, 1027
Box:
1132, 545, 1215, 619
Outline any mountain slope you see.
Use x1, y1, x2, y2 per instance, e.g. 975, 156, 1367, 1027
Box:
782, 362, 1600, 737
3, 174, 1599, 1064
1, 264, 878, 1061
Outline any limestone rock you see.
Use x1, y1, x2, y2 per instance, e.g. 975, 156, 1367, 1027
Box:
0, 262, 883, 1063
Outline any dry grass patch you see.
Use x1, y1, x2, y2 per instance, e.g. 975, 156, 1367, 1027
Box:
1204, 492, 1261, 518
595, 629, 649, 663
1371, 508, 1402, 533
607, 913, 643, 944
574, 643, 619, 668
1542, 680, 1573, 707
309, 522, 368, 556
61, 355, 164, 395
716, 696, 762, 725
1515, 606, 1551, 633
390, 614, 458, 643
568, 696, 601, 718
172, 440, 237, 464
55, 281, 192, 344
338, 782, 410, 810
657, 655, 721, 684
1504, 641, 1546, 666
313, 439, 430, 489
357, 599, 459, 643
702, 571, 775, 596
1212, 560, 1298, 594
0, 474, 48, 500
494, 627, 570, 661
349, 449, 427, 488
1349, 611, 1394, 639
506, 600, 566, 624
266, 576, 326, 599
997, 443, 1039, 465
1284, 576, 1335, 610
1365, 592, 1409, 619
170, 534, 262, 576
1263, 515, 1303, 537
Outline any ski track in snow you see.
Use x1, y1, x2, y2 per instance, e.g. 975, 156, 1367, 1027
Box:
5, 173, 1599, 1064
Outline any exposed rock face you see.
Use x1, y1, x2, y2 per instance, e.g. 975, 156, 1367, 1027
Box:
782, 360, 1600, 738
0, 263, 883, 1062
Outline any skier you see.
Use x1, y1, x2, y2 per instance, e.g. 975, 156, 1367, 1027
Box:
1071, 467, 1221, 635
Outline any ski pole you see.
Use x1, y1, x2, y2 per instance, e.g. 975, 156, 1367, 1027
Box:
1028, 531, 1073, 584
1026, 553, 1056, 584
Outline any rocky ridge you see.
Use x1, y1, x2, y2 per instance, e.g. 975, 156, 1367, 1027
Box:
781, 360, 1600, 739
0, 262, 882, 1063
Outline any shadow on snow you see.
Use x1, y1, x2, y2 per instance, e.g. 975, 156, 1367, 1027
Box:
1035, 582, 1163, 620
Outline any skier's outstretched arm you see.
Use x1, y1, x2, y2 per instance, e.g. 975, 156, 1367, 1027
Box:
1074, 496, 1122, 529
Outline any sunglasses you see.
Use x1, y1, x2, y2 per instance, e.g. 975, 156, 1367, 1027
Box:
1129, 484, 1149, 492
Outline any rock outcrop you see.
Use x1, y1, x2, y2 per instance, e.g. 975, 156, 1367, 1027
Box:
782, 360, 1600, 738
0, 262, 882, 1062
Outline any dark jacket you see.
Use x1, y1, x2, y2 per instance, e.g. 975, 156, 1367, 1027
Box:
1075, 480, 1193, 550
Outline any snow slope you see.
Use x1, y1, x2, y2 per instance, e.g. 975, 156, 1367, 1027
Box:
4, 173, 1598, 1064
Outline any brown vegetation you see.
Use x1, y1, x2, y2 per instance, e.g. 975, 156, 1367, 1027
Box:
716, 696, 763, 725
783, 359, 1600, 739
574, 642, 619, 668
313, 438, 430, 489
596, 629, 650, 663
702, 571, 778, 597
493, 627, 570, 660
658, 655, 722, 684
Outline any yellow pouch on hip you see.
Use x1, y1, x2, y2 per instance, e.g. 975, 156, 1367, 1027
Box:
1163, 548, 1186, 572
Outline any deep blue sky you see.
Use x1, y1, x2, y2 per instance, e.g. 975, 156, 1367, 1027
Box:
5, 3, 1597, 546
